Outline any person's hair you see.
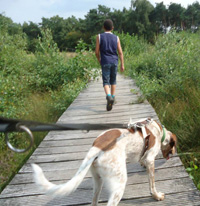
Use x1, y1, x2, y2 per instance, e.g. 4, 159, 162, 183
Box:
103, 19, 114, 31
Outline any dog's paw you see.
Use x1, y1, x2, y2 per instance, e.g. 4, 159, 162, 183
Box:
152, 192, 165, 201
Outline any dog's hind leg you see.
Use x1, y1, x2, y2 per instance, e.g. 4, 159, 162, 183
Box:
91, 166, 103, 206
106, 171, 127, 206
106, 180, 126, 206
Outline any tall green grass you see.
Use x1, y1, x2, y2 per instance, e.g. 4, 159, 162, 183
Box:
0, 29, 98, 192
122, 31, 200, 189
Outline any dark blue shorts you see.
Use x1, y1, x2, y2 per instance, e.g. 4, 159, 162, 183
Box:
101, 64, 118, 86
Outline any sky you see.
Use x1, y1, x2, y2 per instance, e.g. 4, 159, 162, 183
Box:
0, 0, 199, 24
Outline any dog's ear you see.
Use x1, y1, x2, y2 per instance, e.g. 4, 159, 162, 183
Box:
170, 138, 175, 148
170, 134, 177, 148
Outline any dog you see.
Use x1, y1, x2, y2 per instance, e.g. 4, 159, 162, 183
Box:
32, 118, 177, 206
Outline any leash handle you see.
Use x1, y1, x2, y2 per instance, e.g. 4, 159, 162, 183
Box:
5, 125, 34, 153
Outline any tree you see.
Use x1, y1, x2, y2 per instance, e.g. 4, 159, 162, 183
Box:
84, 5, 111, 35
168, 3, 185, 30
184, 2, 200, 31
149, 2, 168, 34
40, 15, 80, 51
40, 16, 67, 50
110, 8, 128, 33
22, 21, 41, 52
0, 14, 22, 35
130, 0, 154, 40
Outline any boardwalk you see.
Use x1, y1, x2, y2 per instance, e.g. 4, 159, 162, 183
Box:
0, 74, 200, 205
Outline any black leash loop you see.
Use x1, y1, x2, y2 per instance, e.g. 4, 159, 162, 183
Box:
0, 117, 127, 153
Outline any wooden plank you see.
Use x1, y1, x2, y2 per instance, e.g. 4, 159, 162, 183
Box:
59, 114, 159, 124
60, 104, 155, 117
60, 109, 156, 121
20, 156, 183, 175
0, 178, 197, 205
38, 138, 94, 147
0, 164, 192, 198
44, 130, 101, 141
84, 190, 200, 206
1, 190, 199, 206
31, 144, 92, 155
9, 165, 188, 186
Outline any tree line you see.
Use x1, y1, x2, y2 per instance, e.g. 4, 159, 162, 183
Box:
1, 0, 200, 52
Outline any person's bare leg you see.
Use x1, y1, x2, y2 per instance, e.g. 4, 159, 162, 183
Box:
104, 85, 110, 95
111, 85, 116, 96
104, 85, 113, 111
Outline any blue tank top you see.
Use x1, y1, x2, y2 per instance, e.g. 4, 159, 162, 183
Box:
99, 32, 118, 66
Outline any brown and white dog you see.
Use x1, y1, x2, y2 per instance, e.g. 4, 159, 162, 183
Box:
32, 118, 177, 206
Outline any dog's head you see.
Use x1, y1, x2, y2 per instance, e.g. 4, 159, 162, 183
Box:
161, 129, 177, 160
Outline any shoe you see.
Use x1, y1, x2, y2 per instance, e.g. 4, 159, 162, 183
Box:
106, 95, 114, 111
112, 96, 116, 105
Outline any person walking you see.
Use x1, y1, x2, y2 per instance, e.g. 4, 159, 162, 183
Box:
95, 19, 125, 111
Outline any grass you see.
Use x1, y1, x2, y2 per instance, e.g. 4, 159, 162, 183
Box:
0, 80, 87, 193
0, 28, 99, 193
122, 31, 200, 190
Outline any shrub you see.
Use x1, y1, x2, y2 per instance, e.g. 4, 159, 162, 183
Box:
0, 28, 99, 193
123, 31, 200, 189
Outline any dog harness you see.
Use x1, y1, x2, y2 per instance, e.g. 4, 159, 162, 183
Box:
127, 117, 153, 138
128, 117, 166, 158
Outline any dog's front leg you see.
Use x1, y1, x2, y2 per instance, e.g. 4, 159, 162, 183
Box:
146, 159, 165, 201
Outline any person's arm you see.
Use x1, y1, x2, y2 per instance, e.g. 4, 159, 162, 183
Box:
95, 35, 101, 64
117, 38, 125, 72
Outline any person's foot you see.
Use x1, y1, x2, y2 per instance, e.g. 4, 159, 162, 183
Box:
106, 95, 114, 111
112, 95, 116, 105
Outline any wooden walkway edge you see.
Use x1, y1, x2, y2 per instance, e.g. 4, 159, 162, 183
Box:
0, 74, 200, 205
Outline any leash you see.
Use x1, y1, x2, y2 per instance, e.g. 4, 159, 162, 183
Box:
0, 117, 159, 154
0, 117, 127, 153
1, 117, 198, 162
177, 151, 200, 157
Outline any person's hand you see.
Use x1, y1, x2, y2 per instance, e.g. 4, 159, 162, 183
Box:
120, 65, 125, 72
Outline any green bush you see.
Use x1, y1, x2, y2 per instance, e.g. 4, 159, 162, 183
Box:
123, 31, 200, 189
0, 28, 98, 192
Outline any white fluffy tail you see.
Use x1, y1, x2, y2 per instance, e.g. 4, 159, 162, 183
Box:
32, 147, 100, 196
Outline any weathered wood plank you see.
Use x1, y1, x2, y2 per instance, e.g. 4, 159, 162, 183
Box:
84, 190, 200, 206
59, 114, 159, 124
9, 165, 188, 186
60, 104, 155, 117
0, 166, 192, 198
0, 178, 197, 205
31, 144, 92, 155
60, 109, 156, 121
1, 190, 199, 206
21, 156, 183, 174
44, 130, 101, 141
38, 138, 94, 147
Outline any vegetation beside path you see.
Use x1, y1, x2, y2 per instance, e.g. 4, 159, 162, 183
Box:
0, 28, 98, 192
122, 31, 200, 190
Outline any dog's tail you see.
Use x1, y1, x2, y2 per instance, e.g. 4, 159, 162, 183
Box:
32, 147, 100, 196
